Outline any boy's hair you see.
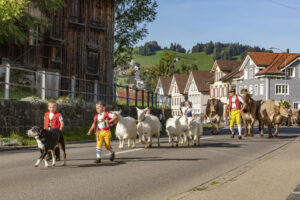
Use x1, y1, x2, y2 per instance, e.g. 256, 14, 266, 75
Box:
96, 101, 106, 107
48, 100, 57, 106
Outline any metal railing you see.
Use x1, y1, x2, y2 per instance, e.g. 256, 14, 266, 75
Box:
0, 64, 170, 108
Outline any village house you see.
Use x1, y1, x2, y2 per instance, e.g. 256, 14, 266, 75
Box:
168, 74, 189, 116
184, 70, 211, 114
0, 0, 114, 102
234, 52, 300, 109
208, 60, 241, 104
155, 77, 171, 107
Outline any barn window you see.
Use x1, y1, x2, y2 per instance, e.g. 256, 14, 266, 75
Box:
87, 51, 100, 75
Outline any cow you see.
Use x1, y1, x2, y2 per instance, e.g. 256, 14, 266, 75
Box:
206, 99, 223, 135
291, 109, 299, 126
258, 99, 290, 138
240, 93, 260, 137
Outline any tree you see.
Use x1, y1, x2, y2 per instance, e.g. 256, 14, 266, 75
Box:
114, 0, 158, 66
141, 51, 176, 90
0, 0, 64, 44
204, 41, 214, 54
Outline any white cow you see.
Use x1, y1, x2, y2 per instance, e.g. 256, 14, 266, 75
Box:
136, 107, 160, 148
111, 110, 137, 149
166, 116, 181, 147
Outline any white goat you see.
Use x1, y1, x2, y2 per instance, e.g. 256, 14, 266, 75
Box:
136, 107, 160, 148
187, 117, 203, 146
179, 107, 189, 145
111, 110, 137, 149
166, 116, 181, 147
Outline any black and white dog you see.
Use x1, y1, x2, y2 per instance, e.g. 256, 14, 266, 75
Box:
26, 126, 66, 168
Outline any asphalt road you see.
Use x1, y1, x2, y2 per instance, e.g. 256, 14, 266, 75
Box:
0, 127, 299, 200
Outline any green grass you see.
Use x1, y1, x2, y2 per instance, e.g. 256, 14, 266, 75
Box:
133, 50, 214, 70
0, 86, 37, 100
210, 181, 219, 185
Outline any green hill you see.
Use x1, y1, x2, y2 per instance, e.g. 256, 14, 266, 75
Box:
133, 50, 216, 71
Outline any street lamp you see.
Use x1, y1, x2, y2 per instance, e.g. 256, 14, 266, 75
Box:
269, 46, 287, 101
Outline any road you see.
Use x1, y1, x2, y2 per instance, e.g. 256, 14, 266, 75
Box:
0, 127, 299, 200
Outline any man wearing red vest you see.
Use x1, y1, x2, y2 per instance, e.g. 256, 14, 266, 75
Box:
44, 101, 64, 160
87, 101, 118, 164
225, 89, 245, 139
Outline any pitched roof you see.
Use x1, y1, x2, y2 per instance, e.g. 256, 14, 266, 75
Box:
191, 70, 211, 92
256, 53, 300, 75
215, 60, 242, 72
247, 52, 279, 66
116, 89, 149, 103
220, 65, 240, 81
159, 77, 172, 95
173, 74, 189, 93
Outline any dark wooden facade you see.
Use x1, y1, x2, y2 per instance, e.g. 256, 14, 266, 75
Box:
0, 0, 114, 102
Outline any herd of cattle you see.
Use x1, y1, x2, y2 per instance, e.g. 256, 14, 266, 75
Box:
206, 94, 299, 138
112, 94, 299, 149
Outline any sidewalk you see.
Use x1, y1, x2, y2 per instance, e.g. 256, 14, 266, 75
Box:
172, 137, 300, 200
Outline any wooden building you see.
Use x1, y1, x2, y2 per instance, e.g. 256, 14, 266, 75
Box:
0, 0, 114, 102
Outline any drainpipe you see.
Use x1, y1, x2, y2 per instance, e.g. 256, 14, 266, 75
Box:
266, 78, 269, 100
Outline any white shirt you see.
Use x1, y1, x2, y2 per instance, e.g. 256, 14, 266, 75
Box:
97, 112, 115, 130
47, 112, 63, 126
227, 95, 244, 109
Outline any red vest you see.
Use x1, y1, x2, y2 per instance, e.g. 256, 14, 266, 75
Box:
44, 112, 62, 130
93, 112, 112, 133
228, 95, 241, 111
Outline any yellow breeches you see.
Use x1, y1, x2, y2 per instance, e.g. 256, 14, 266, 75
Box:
96, 130, 112, 150
229, 109, 241, 128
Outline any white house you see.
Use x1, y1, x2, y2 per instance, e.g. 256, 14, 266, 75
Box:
184, 70, 211, 114
208, 60, 241, 104
155, 77, 171, 107
234, 52, 300, 109
168, 74, 189, 116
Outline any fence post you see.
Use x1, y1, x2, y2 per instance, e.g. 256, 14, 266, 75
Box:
41, 70, 46, 100
147, 90, 150, 108
71, 76, 76, 99
126, 86, 129, 106
151, 92, 154, 108
135, 88, 138, 107
4, 64, 10, 100
94, 80, 98, 102
142, 90, 144, 108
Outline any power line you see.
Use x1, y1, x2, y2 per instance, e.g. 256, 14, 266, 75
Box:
267, 0, 300, 11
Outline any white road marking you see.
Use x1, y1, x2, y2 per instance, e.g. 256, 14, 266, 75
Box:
104, 148, 143, 156
201, 137, 213, 140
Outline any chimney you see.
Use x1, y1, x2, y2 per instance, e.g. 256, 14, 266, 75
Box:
286, 49, 290, 53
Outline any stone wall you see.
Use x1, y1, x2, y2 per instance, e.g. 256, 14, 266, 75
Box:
0, 99, 171, 136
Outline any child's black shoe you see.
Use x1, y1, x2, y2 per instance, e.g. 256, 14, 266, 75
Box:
94, 159, 101, 163
110, 152, 115, 162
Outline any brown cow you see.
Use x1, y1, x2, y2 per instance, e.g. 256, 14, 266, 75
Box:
240, 94, 260, 137
291, 109, 299, 126
206, 99, 223, 135
258, 99, 290, 138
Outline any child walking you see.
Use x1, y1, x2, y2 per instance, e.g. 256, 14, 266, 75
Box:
44, 101, 64, 160
87, 101, 118, 163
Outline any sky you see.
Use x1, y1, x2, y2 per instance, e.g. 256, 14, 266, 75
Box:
137, 0, 300, 53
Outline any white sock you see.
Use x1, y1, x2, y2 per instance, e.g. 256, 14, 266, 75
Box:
230, 127, 234, 135
238, 125, 242, 136
96, 148, 101, 159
